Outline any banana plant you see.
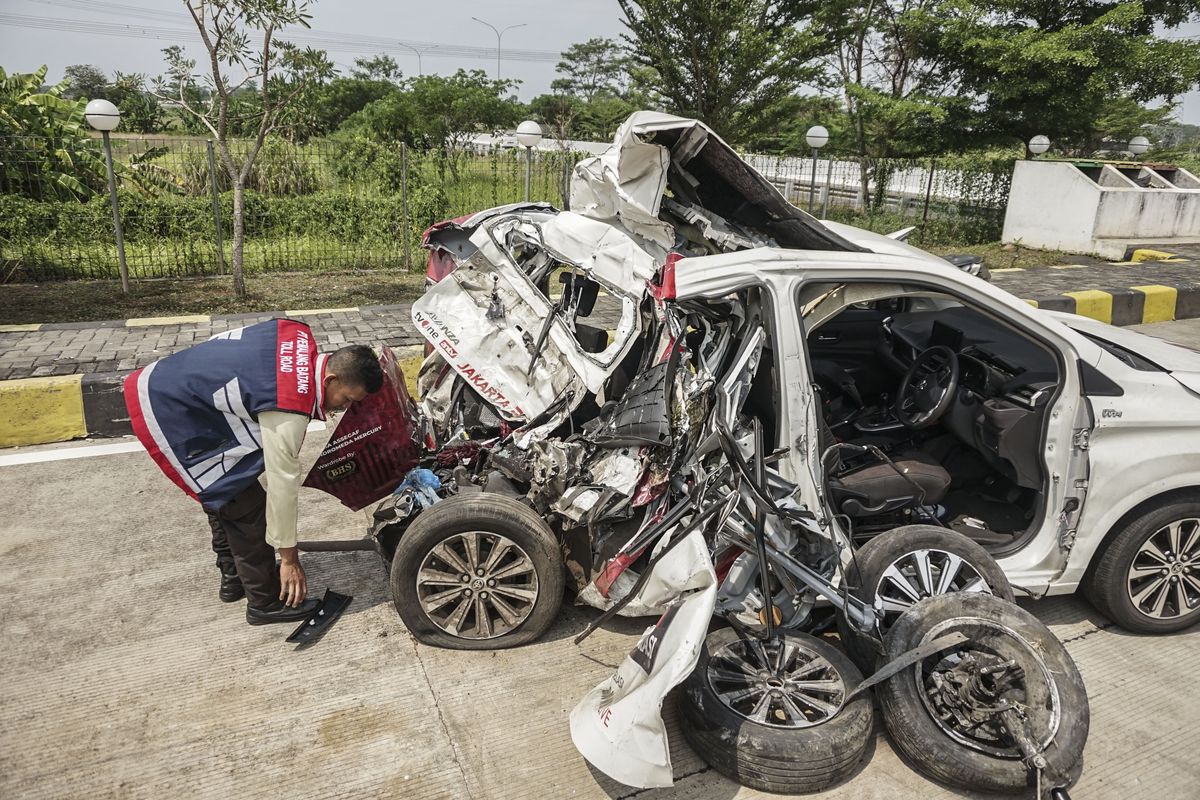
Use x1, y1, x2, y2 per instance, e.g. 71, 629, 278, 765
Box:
1, 66, 175, 200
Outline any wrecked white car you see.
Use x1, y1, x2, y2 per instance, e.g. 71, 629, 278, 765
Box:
309, 112, 1200, 796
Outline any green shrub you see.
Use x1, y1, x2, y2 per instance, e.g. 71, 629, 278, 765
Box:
169, 138, 319, 197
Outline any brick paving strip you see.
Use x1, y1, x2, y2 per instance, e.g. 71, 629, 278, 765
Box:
0, 251, 1194, 447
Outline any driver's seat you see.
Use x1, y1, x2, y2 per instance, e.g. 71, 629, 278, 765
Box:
814, 384, 952, 518
829, 450, 951, 518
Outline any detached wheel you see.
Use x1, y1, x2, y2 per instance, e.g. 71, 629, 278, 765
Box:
677, 628, 873, 794
390, 493, 564, 650
877, 593, 1089, 794
839, 525, 1013, 672
1084, 500, 1200, 633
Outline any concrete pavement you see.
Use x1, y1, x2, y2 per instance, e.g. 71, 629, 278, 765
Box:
5, 318, 1200, 800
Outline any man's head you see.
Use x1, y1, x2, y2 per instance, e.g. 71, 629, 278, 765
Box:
322, 345, 384, 412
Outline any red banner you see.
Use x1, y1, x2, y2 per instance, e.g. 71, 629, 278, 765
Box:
303, 346, 423, 510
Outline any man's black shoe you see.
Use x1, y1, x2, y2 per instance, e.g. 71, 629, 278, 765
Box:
219, 569, 245, 603
246, 598, 320, 626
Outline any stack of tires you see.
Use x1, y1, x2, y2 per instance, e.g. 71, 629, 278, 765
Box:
676, 526, 1090, 796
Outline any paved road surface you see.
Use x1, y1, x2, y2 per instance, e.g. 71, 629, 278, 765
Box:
3, 319, 1200, 799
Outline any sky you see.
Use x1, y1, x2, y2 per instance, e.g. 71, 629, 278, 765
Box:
1, 0, 1198, 125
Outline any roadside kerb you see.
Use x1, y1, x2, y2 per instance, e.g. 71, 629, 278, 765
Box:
0, 352, 427, 448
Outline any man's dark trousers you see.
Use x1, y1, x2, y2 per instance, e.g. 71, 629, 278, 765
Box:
207, 481, 279, 609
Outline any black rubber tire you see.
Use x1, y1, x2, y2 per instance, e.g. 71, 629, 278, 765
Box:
1083, 498, 1200, 633
877, 593, 1089, 794
677, 628, 874, 794
839, 525, 1014, 673
390, 493, 564, 650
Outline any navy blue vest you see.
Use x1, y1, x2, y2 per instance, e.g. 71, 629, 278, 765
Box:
124, 319, 325, 510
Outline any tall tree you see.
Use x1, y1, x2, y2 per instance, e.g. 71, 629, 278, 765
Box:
932, 1, 1200, 153
551, 38, 632, 101
618, 0, 827, 143
61, 64, 109, 101
108, 72, 166, 134
350, 54, 402, 83
154, 0, 333, 299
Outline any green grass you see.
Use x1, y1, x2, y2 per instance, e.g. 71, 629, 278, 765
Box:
926, 241, 1082, 270
0, 269, 427, 324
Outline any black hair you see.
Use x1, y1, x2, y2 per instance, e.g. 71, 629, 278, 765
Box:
328, 345, 384, 393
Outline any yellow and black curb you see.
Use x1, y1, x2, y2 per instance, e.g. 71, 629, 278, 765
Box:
0, 341, 426, 449
0, 372, 129, 448
1023, 284, 1188, 326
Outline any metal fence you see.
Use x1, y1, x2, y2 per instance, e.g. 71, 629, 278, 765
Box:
0, 134, 577, 282
747, 153, 1013, 247
0, 133, 1014, 283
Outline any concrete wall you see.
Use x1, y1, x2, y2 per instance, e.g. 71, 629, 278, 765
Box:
1001, 161, 1101, 252
1002, 159, 1200, 256
1095, 188, 1200, 239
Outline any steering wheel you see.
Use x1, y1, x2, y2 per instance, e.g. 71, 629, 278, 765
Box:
896, 346, 960, 429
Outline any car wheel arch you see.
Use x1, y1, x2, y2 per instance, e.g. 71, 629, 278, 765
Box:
1078, 485, 1200, 586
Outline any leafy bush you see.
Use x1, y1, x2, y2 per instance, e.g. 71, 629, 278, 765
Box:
330, 135, 414, 193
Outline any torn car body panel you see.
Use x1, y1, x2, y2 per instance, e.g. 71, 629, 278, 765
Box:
411, 210, 655, 426
570, 111, 867, 258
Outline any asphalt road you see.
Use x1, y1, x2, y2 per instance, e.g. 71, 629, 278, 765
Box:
3, 318, 1200, 799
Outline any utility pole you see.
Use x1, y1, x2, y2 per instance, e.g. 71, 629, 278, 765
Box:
471, 17, 526, 80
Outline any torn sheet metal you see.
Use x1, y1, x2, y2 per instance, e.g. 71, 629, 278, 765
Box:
412, 210, 654, 427
412, 252, 582, 421
569, 531, 717, 789
570, 111, 865, 257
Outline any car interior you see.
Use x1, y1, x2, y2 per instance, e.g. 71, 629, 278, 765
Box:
798, 282, 1062, 552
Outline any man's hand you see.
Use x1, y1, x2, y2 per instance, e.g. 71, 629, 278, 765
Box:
278, 547, 307, 607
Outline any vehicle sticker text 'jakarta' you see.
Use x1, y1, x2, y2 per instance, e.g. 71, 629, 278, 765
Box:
455, 361, 525, 417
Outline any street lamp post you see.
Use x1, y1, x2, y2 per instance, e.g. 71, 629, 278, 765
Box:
1129, 136, 1151, 161
516, 120, 543, 202
398, 42, 436, 76
805, 125, 829, 213
85, 99, 129, 294
1028, 134, 1051, 158
471, 17, 526, 80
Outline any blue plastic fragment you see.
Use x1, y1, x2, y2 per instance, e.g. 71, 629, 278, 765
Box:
393, 467, 442, 509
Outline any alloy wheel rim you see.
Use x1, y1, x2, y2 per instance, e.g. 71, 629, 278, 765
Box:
415, 531, 539, 639
872, 548, 992, 634
1126, 518, 1200, 620
706, 636, 846, 728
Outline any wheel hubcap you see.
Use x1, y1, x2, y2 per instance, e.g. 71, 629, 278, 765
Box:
415, 531, 538, 640
707, 636, 846, 728
873, 549, 992, 635
1126, 518, 1200, 620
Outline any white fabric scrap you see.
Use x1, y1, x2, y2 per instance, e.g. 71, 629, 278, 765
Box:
569, 530, 716, 788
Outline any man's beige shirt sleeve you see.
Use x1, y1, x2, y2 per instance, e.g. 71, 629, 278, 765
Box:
260, 410, 309, 549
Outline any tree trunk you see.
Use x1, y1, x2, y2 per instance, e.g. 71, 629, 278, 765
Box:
231, 179, 247, 300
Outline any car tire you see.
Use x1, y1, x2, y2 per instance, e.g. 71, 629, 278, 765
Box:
1084, 498, 1200, 633
390, 493, 564, 650
877, 593, 1089, 794
677, 627, 874, 794
839, 525, 1014, 673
